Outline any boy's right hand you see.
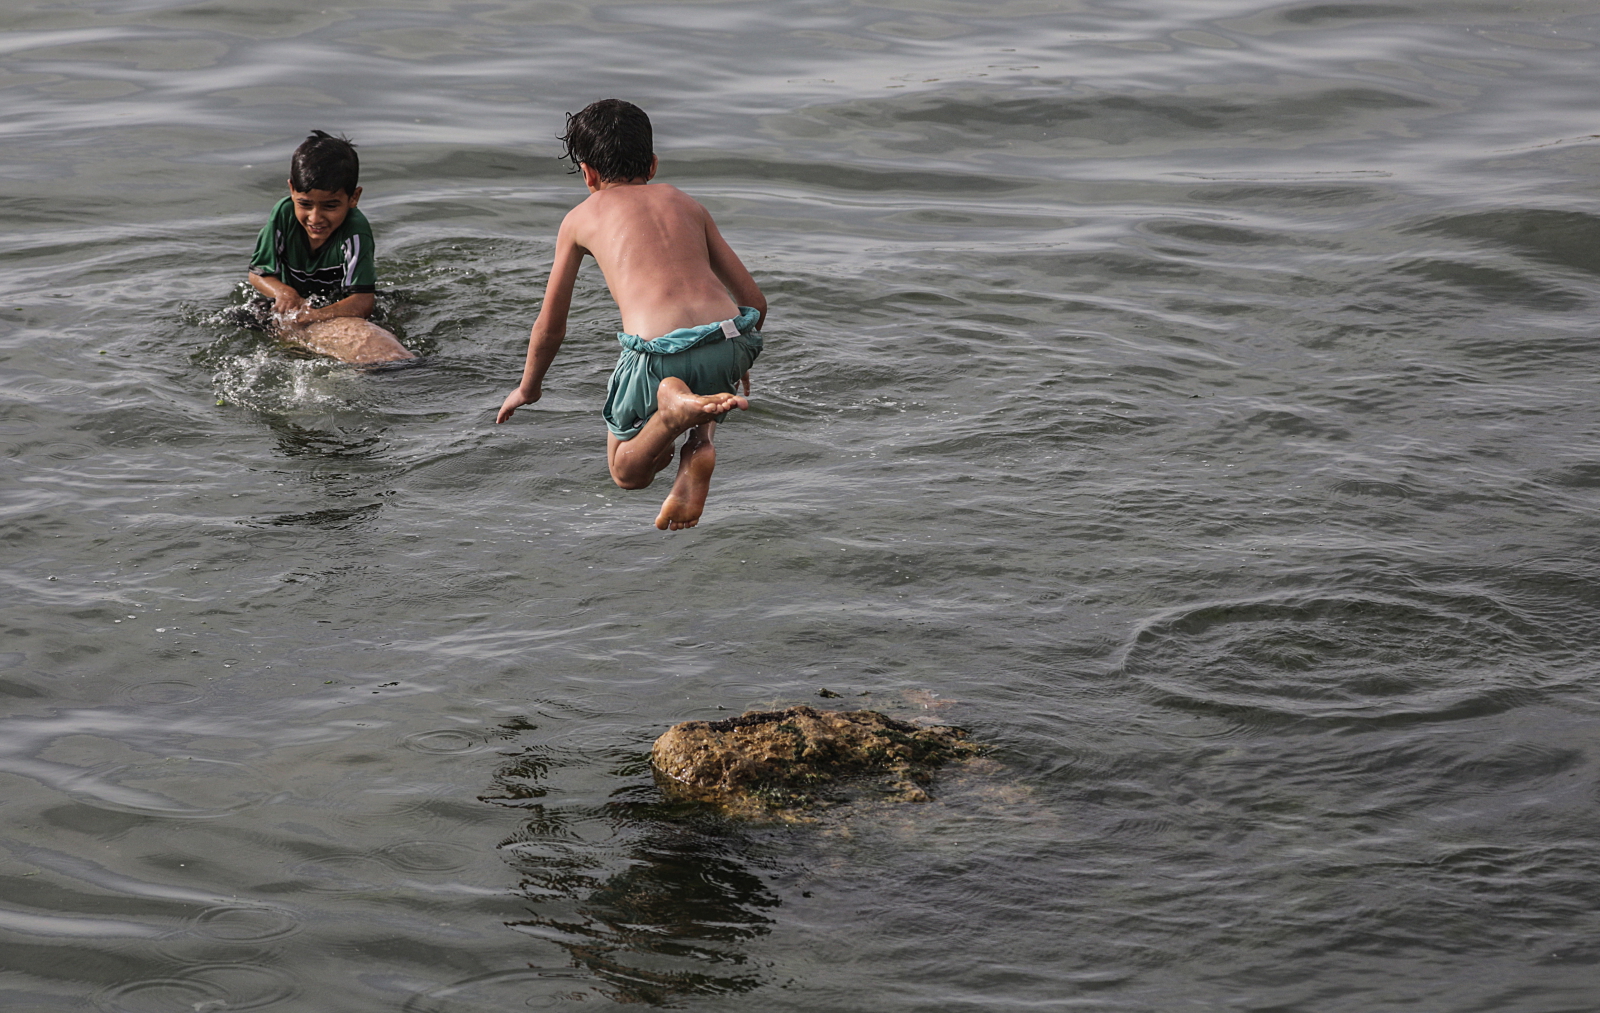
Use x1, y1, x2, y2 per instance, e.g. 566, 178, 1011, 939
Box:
496, 384, 541, 424
272, 292, 306, 317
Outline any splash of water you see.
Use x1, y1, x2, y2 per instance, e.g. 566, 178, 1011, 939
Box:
211, 349, 356, 413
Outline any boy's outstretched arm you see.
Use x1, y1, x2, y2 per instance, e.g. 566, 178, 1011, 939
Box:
497, 220, 586, 424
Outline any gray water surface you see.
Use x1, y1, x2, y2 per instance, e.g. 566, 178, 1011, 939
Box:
5, 0, 1600, 1009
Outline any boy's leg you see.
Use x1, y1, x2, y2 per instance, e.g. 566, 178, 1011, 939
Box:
606, 431, 676, 488
654, 420, 717, 530
606, 377, 745, 490
281, 318, 415, 364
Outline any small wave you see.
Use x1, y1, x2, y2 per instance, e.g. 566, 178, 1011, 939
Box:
1116, 588, 1548, 727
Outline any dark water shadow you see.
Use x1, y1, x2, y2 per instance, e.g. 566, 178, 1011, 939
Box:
486, 742, 780, 1007
1407, 208, 1600, 277
506, 823, 776, 1004
250, 501, 383, 529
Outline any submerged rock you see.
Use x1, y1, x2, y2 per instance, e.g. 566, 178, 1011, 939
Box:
651, 706, 981, 811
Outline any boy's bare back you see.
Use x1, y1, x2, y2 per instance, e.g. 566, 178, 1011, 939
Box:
562, 178, 755, 340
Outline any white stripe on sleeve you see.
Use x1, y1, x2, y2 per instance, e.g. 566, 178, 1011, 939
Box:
343, 235, 361, 287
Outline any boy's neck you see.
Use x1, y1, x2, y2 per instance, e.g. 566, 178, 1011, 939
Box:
581, 157, 657, 193
589, 177, 649, 193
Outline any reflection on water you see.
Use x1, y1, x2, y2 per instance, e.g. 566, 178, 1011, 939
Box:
504, 822, 777, 1004
487, 742, 776, 1003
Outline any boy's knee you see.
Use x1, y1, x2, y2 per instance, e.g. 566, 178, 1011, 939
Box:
611, 470, 652, 490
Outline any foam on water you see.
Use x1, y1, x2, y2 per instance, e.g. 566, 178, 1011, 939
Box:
210, 348, 358, 413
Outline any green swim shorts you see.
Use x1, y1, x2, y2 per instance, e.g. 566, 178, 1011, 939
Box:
602, 306, 763, 440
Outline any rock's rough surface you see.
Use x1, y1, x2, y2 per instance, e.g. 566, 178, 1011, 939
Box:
650, 706, 980, 810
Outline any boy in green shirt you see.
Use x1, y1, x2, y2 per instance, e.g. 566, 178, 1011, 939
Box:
247, 130, 413, 364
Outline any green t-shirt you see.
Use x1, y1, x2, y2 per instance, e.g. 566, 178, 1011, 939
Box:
248, 195, 377, 298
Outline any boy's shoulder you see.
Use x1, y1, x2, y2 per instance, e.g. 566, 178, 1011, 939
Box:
573, 183, 702, 220
561, 184, 706, 258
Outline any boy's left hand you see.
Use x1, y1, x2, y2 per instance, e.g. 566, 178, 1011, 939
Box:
497, 384, 541, 424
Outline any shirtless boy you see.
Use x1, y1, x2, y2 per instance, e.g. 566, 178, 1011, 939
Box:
247, 130, 414, 365
496, 99, 767, 530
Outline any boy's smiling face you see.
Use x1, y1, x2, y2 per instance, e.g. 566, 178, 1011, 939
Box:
288, 183, 361, 251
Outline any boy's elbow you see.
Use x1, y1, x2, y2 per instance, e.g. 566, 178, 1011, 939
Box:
735, 283, 765, 315
352, 293, 376, 318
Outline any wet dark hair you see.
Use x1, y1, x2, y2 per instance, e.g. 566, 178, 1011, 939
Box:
559, 99, 654, 182
289, 130, 360, 196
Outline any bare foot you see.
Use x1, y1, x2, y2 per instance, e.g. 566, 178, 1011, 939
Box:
655, 429, 716, 530
654, 377, 748, 433
610, 379, 748, 492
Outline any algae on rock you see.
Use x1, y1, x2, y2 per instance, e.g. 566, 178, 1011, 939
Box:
650, 706, 980, 811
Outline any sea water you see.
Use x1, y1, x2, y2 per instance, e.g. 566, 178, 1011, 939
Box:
4, 0, 1600, 1009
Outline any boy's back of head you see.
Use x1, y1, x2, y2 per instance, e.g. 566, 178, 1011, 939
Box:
560, 99, 654, 183
290, 130, 360, 196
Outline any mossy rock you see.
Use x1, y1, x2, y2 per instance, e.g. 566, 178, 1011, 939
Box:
651, 706, 980, 812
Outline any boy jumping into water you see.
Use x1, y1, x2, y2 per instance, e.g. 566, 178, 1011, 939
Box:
247, 130, 414, 364
496, 99, 767, 530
